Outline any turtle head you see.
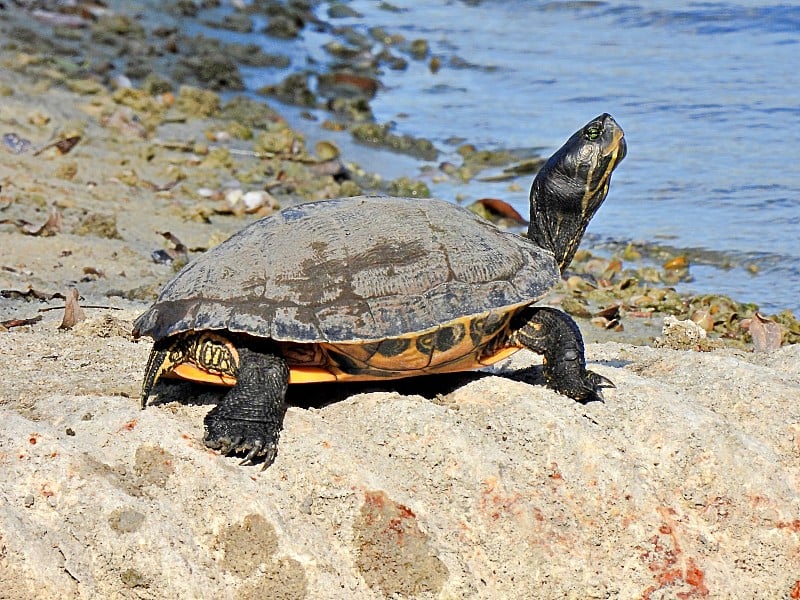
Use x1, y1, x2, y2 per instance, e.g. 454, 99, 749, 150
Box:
527, 113, 626, 273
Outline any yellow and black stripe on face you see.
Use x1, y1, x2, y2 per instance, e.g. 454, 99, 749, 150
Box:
558, 122, 626, 273
527, 114, 626, 273
578, 122, 626, 220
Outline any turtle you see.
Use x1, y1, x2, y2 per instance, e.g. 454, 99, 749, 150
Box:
133, 113, 626, 468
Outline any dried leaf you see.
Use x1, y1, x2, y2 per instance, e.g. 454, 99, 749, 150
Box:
690, 309, 715, 332
54, 136, 81, 155
33, 135, 82, 157
323, 72, 380, 97
59, 288, 86, 330
565, 275, 595, 292
603, 258, 623, 278
82, 266, 106, 278
467, 198, 527, 225
140, 178, 181, 192
663, 255, 690, 270
749, 312, 783, 352
1, 314, 42, 330
159, 231, 185, 250
477, 198, 526, 222
594, 304, 621, 321
1, 286, 53, 300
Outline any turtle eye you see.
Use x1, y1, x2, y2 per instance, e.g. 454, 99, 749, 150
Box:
584, 125, 602, 141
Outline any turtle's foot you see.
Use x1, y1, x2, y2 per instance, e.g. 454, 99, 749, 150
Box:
548, 368, 614, 404
204, 345, 289, 469
204, 412, 279, 468
509, 306, 613, 404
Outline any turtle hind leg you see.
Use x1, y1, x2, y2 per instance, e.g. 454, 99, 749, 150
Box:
203, 342, 289, 469
508, 306, 613, 404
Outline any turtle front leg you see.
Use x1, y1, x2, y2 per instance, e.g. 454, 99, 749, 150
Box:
508, 306, 612, 403
203, 344, 289, 468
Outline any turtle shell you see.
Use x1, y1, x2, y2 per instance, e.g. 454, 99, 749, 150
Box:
133, 196, 559, 344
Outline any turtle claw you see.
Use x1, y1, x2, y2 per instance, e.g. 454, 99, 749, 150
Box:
547, 368, 613, 404
204, 412, 280, 468
224, 437, 244, 456
577, 370, 614, 404
239, 440, 265, 466
588, 371, 615, 389
259, 446, 278, 471
239, 442, 278, 470
580, 387, 605, 404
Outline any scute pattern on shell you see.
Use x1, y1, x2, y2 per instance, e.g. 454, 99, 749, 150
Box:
133, 197, 560, 343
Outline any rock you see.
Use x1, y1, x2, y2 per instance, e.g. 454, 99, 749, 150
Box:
655, 315, 711, 350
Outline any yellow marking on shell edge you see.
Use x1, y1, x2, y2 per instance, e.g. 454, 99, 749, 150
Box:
478, 346, 521, 367
288, 366, 339, 384
170, 363, 237, 386
169, 362, 339, 385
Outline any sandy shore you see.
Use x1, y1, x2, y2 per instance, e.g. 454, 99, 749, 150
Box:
2, 3, 800, 599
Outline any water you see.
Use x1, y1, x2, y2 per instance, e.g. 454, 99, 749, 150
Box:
226, 1, 800, 313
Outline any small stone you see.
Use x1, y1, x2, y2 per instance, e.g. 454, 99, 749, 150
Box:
655, 316, 709, 350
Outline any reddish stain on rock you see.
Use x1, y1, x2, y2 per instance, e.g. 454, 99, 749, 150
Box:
119, 419, 137, 432
354, 489, 448, 596
361, 490, 418, 544
776, 519, 800, 533
640, 509, 709, 599
479, 476, 523, 521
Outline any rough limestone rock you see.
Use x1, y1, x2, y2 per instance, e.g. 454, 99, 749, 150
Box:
2, 313, 800, 599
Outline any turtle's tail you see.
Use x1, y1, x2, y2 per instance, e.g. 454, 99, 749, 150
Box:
140, 345, 171, 408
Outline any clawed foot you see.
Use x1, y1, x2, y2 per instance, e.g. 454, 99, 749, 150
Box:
547, 368, 614, 404
204, 412, 280, 469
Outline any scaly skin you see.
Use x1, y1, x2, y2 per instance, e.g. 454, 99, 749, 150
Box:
508, 306, 613, 403
203, 344, 289, 468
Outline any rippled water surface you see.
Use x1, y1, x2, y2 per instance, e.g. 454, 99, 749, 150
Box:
232, 1, 800, 313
